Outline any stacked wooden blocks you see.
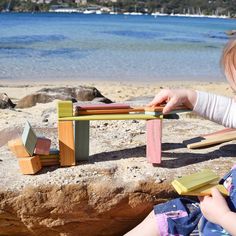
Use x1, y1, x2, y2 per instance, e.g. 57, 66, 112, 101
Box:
58, 101, 186, 166
8, 121, 59, 175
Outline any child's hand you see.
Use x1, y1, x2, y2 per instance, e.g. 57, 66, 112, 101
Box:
199, 187, 231, 225
147, 89, 197, 114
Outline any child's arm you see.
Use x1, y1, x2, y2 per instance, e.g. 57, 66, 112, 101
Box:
149, 89, 236, 128
199, 187, 236, 235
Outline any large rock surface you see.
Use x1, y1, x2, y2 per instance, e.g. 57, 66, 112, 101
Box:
0, 101, 235, 236
16, 86, 112, 108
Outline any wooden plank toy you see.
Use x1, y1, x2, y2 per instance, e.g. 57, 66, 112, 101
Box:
186, 130, 236, 149
146, 119, 162, 164
74, 120, 89, 161
39, 149, 60, 166
34, 137, 51, 155
21, 121, 37, 156
58, 101, 75, 166
18, 155, 42, 175
75, 107, 145, 115
171, 169, 228, 196
8, 138, 30, 157
73, 103, 131, 115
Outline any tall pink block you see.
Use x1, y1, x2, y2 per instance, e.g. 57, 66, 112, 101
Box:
146, 119, 162, 164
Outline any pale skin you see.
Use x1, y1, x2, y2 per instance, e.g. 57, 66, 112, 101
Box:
125, 89, 236, 236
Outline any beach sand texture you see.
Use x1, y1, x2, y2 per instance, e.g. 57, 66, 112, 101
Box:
0, 80, 235, 236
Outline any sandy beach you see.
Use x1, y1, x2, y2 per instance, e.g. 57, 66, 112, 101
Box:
0, 79, 236, 236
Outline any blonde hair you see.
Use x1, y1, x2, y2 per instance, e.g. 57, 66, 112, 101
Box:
221, 39, 236, 91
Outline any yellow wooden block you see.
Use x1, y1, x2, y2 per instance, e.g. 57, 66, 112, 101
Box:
59, 114, 162, 121
182, 183, 229, 197
171, 169, 219, 193
8, 138, 30, 157
58, 101, 73, 118
18, 156, 42, 175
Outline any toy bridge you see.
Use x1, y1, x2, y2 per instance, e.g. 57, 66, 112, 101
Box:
57, 101, 189, 166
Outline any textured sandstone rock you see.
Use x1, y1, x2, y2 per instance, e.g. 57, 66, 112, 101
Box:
16, 86, 112, 108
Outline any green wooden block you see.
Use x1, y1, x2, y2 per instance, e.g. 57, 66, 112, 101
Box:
21, 121, 37, 156
58, 101, 73, 118
74, 121, 89, 161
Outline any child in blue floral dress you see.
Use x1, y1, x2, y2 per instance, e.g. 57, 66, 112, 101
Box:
125, 39, 236, 236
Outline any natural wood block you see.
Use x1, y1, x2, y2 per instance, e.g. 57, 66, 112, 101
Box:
21, 121, 37, 156
34, 137, 51, 155
146, 119, 162, 164
58, 101, 73, 118
18, 156, 42, 175
8, 138, 30, 157
201, 128, 235, 138
74, 121, 89, 161
187, 130, 236, 149
58, 121, 75, 166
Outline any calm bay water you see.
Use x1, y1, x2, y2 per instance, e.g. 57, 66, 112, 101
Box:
0, 13, 235, 82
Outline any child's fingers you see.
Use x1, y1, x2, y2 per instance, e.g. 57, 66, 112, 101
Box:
162, 97, 178, 114
147, 90, 170, 107
148, 94, 168, 107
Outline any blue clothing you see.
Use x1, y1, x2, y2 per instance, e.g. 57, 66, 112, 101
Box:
153, 165, 236, 236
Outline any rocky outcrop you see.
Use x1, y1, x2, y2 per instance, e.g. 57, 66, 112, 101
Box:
0, 93, 16, 109
0, 180, 173, 236
16, 86, 113, 108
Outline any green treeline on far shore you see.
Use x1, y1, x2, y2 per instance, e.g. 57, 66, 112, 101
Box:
1, 0, 236, 17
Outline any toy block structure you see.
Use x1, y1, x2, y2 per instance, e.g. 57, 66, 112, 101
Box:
8, 138, 30, 157
34, 137, 51, 155
8, 121, 54, 175
184, 128, 236, 149
22, 121, 38, 156
39, 149, 60, 167
172, 169, 229, 196
58, 101, 190, 166
18, 155, 42, 175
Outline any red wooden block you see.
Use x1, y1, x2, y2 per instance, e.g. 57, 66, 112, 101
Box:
34, 137, 51, 155
146, 119, 162, 164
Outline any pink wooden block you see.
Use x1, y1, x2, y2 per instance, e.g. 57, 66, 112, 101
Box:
146, 119, 162, 164
34, 137, 51, 155
75, 103, 131, 110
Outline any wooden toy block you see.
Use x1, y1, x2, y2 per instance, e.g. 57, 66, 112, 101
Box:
59, 113, 162, 121
18, 155, 42, 175
172, 169, 219, 193
201, 128, 235, 138
146, 119, 162, 164
34, 137, 51, 155
75, 107, 145, 115
8, 138, 30, 157
74, 121, 89, 161
58, 121, 75, 166
145, 105, 189, 112
171, 169, 228, 196
74, 103, 131, 116
187, 130, 236, 149
39, 149, 60, 166
58, 101, 73, 118
21, 121, 37, 156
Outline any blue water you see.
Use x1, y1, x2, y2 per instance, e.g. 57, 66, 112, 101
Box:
0, 13, 235, 82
